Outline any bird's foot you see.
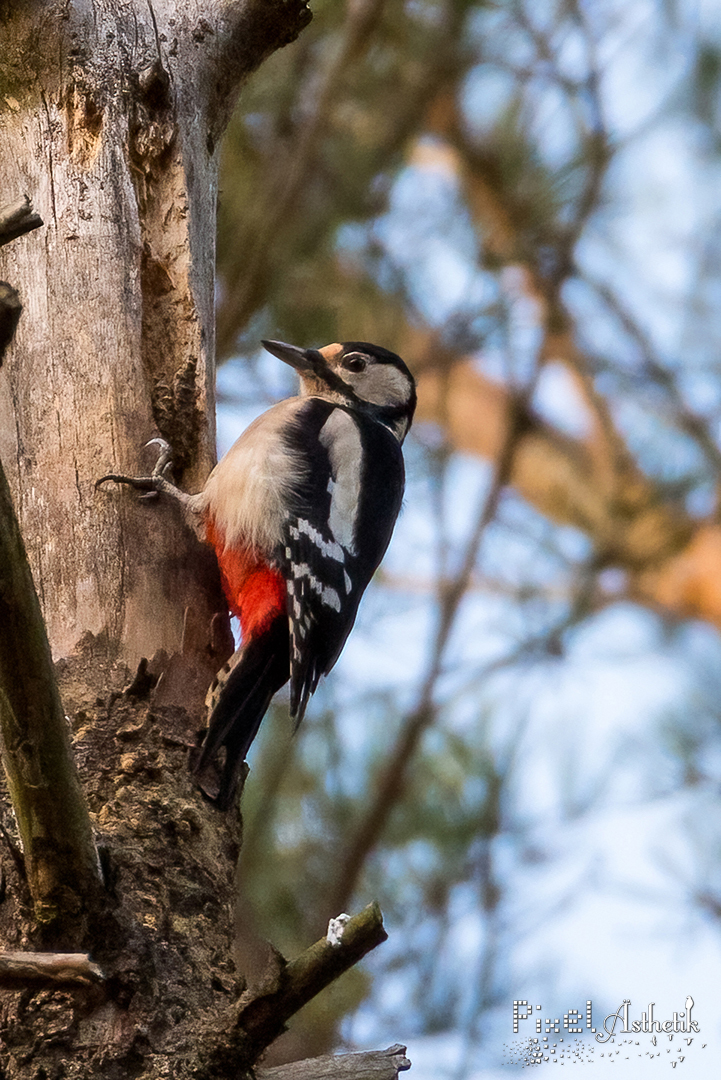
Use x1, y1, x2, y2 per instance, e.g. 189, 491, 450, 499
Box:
96, 438, 175, 500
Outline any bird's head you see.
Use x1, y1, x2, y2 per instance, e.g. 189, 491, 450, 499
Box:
261, 339, 417, 442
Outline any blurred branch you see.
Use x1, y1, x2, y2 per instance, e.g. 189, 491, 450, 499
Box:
217, 0, 389, 353
585, 272, 721, 476
559, 0, 610, 257
216, 0, 467, 356
414, 353, 721, 632
407, 82, 721, 630
427, 89, 621, 487
450, 127, 615, 451
414, 358, 691, 563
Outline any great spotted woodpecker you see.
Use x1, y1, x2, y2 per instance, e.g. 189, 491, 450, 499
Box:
99, 340, 416, 809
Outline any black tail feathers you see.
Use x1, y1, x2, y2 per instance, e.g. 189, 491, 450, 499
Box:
193, 621, 289, 810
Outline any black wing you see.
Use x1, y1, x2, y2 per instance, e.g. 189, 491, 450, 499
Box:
274, 399, 405, 724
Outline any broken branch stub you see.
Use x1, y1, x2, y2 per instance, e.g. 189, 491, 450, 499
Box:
0, 951, 104, 985
256, 1045, 412, 1080
0, 195, 43, 249
201, 903, 389, 1073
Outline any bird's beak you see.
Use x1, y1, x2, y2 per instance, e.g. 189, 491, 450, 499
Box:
261, 339, 316, 374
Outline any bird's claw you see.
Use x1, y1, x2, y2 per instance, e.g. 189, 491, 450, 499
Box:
96, 438, 175, 494
144, 438, 173, 479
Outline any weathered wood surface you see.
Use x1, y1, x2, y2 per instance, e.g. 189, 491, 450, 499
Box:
0, 952, 104, 984
257, 1045, 412, 1080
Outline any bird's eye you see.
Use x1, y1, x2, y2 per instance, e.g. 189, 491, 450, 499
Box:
342, 354, 366, 373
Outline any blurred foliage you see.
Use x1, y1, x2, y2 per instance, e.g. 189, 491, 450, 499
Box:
216, 0, 721, 1071
217, 0, 470, 354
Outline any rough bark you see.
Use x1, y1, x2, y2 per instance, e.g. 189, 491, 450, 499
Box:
0, 646, 246, 1078
0, 0, 309, 677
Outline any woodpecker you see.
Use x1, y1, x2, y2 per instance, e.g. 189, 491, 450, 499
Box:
98, 340, 416, 809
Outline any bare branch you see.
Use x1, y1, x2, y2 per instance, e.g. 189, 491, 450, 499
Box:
208, 0, 313, 142
234, 903, 388, 1059
0, 952, 104, 985
256, 1045, 411, 1080
0, 195, 43, 249
199, 905, 389, 1074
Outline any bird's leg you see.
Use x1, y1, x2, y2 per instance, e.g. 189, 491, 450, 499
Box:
96, 437, 194, 509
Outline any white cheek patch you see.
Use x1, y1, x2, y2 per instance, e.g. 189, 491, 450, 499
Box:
318, 409, 363, 555
354, 365, 411, 407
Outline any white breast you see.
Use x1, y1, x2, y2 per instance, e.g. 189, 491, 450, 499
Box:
201, 398, 307, 554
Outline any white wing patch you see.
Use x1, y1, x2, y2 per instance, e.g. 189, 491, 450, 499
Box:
318, 409, 363, 555
286, 576, 304, 664
289, 563, 341, 611
290, 519, 345, 563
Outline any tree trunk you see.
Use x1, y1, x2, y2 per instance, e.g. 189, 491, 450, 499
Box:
0, 0, 307, 676
0, 3, 330, 1078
